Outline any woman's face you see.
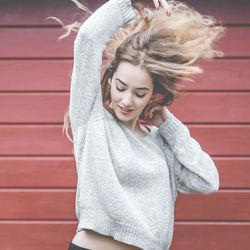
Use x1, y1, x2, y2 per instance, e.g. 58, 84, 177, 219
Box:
108, 61, 154, 125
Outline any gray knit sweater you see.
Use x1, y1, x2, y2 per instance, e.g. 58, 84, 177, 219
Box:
69, 0, 220, 249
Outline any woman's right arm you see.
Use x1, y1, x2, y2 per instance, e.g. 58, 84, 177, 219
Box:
69, 0, 136, 136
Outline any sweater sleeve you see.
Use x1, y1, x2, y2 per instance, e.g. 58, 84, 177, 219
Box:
69, 0, 136, 134
158, 112, 220, 194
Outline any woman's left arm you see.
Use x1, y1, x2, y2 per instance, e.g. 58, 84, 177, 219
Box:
158, 112, 220, 194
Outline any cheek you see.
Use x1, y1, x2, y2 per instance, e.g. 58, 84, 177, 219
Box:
138, 96, 151, 109
110, 86, 120, 103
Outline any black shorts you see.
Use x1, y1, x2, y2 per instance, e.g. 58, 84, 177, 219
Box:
68, 241, 91, 250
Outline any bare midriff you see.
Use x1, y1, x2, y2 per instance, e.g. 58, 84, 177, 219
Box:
71, 229, 142, 250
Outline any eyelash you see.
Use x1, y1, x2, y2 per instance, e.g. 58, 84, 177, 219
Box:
116, 86, 146, 98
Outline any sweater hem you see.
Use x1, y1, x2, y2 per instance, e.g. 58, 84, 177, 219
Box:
76, 207, 162, 250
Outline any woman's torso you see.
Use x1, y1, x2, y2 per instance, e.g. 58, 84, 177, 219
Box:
71, 125, 151, 250
72, 229, 142, 250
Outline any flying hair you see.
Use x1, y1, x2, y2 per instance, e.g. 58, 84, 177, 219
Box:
46, 0, 225, 143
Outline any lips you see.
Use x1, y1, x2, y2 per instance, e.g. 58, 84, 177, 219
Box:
118, 106, 133, 114
119, 106, 133, 111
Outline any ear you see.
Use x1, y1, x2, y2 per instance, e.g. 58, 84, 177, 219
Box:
150, 93, 156, 100
108, 78, 111, 86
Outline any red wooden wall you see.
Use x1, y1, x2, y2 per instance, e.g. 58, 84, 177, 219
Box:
0, 0, 250, 249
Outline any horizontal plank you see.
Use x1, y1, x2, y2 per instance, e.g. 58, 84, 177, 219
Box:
0, 190, 249, 220
169, 93, 250, 123
1, 93, 250, 123
0, 157, 249, 188
0, 125, 249, 155
188, 125, 250, 155
0, 190, 75, 219
0, 125, 73, 156
216, 27, 250, 57
1, 59, 250, 91
171, 222, 250, 250
0, 222, 75, 250
0, 28, 75, 58
215, 157, 250, 188
0, 157, 77, 188
0, 93, 69, 123
175, 190, 250, 220
181, 59, 250, 91
1, 0, 250, 25
0, 27, 249, 57
0, 60, 72, 91
0, 222, 249, 250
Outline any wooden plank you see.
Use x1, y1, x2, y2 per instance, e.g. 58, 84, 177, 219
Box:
169, 93, 250, 123
175, 190, 250, 220
0, 27, 249, 57
182, 0, 250, 24
0, 125, 249, 155
215, 157, 250, 188
170, 222, 250, 250
180, 59, 250, 91
1, 93, 249, 123
0, 0, 91, 26
188, 125, 250, 155
0, 125, 73, 156
0, 60, 72, 91
0, 0, 250, 25
0, 93, 69, 123
0, 157, 77, 188
217, 27, 250, 57
0, 190, 249, 220
0, 222, 75, 250
0, 189, 75, 219
0, 28, 75, 58
0, 157, 249, 188
1, 59, 250, 91
0, 222, 249, 250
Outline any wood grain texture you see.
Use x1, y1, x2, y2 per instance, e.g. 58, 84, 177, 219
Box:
1, 157, 249, 188
0, 157, 77, 188
0, 59, 250, 91
1, 27, 249, 57
0, 0, 250, 25
0, 0, 249, 249
0, 222, 249, 250
170, 222, 250, 250
0, 125, 250, 155
0, 190, 249, 220
0, 92, 249, 123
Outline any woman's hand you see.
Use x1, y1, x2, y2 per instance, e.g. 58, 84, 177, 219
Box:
131, 0, 171, 20
148, 105, 172, 127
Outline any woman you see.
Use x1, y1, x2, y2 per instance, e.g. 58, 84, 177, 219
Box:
50, 0, 224, 249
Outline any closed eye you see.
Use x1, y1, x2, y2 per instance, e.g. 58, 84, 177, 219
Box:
116, 86, 146, 98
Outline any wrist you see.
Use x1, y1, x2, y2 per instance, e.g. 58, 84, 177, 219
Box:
162, 106, 171, 121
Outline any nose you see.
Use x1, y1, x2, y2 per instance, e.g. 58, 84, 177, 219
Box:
122, 92, 133, 107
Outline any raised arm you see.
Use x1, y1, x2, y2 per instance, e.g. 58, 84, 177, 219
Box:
69, 0, 136, 133
158, 113, 220, 195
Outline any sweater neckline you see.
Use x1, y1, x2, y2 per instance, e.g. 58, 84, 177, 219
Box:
118, 121, 153, 140
103, 107, 153, 139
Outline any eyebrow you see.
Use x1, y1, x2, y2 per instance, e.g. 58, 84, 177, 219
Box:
115, 78, 150, 91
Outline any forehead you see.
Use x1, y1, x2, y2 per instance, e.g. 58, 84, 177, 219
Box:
114, 61, 153, 88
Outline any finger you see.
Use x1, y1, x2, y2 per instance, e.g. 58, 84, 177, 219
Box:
152, 0, 160, 10
159, 0, 171, 15
139, 9, 148, 21
149, 106, 162, 117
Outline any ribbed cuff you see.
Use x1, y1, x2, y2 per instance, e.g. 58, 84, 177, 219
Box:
116, 0, 136, 24
158, 112, 183, 140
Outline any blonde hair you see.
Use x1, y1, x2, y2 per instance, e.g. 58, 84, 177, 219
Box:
47, 0, 225, 143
